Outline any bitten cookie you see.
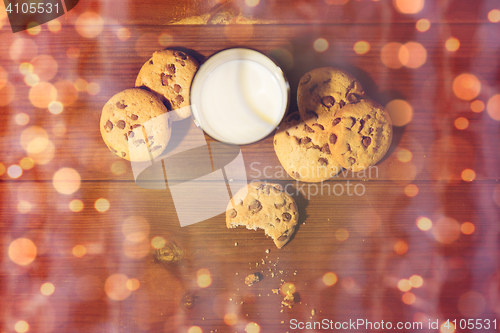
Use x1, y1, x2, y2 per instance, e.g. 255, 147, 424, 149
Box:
135, 49, 199, 121
226, 182, 299, 249
297, 67, 365, 128
328, 99, 392, 172
274, 112, 341, 182
100, 88, 172, 162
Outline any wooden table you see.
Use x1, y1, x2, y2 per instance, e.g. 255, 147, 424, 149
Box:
1, 0, 500, 332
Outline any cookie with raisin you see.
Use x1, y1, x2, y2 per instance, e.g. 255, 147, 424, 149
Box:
274, 112, 342, 182
226, 182, 299, 249
136, 49, 199, 121
100, 88, 172, 161
328, 99, 392, 172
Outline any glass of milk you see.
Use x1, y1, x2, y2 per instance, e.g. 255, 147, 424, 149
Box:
190, 48, 289, 145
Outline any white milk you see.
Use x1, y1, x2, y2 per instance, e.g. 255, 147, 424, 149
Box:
191, 50, 288, 145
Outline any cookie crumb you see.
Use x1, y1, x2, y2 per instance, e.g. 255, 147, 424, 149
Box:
235, 242, 238, 246
245, 273, 262, 286
272, 288, 280, 294
282, 290, 295, 308
311, 309, 316, 316
265, 249, 270, 253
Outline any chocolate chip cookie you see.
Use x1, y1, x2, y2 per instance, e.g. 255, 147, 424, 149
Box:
297, 67, 365, 128
274, 112, 342, 182
328, 99, 392, 172
135, 49, 199, 121
226, 182, 299, 249
100, 88, 172, 162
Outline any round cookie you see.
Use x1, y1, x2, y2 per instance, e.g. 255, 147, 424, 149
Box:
297, 67, 365, 128
274, 112, 342, 182
226, 182, 299, 249
135, 49, 199, 122
328, 99, 392, 172
100, 88, 172, 162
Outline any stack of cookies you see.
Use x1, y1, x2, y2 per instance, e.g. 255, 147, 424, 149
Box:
100, 49, 199, 162
274, 67, 393, 181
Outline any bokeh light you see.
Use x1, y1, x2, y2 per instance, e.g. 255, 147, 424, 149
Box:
440, 321, 456, 333
381, 42, 404, 69
117, 27, 131, 41
17, 200, 32, 214
353, 41, 370, 54
188, 326, 203, 333
245, 0, 260, 7
75, 12, 104, 39
0, 65, 8, 89
404, 184, 419, 197
87, 82, 101, 95
409, 275, 423, 288
397, 148, 413, 162
41, 282, 55, 296
461, 168, 476, 182
445, 37, 460, 52
461, 222, 475, 235
397, 279, 412, 292
385, 99, 413, 126
416, 18, 430, 32
9, 238, 37, 266
335, 228, 349, 241
488, 9, 500, 22
454, 117, 469, 130
19, 62, 33, 75
10, 38, 38, 63
393, 0, 424, 14
0, 163, 5, 176
72, 244, 87, 257
486, 94, 500, 121
24, 73, 40, 87
151, 236, 166, 249
453, 73, 481, 101
14, 320, 29, 333
94, 198, 110, 212
245, 322, 261, 333
74, 78, 88, 92
224, 313, 238, 326
323, 272, 338, 286
31, 54, 58, 81
399, 42, 427, 68
470, 100, 484, 113
432, 217, 460, 244
29, 82, 57, 108
19, 157, 34, 170
111, 161, 127, 175
69, 199, 84, 212
122, 216, 150, 242
313, 38, 329, 52
126, 278, 140, 291
48, 101, 64, 115
8, 165, 23, 178
105, 273, 132, 301
53, 168, 81, 195
158, 33, 173, 47
26, 24, 40, 34
15, 113, 30, 126
457, 290, 486, 317
0, 81, 16, 106
48, 19, 62, 33
394, 240, 408, 254
197, 268, 212, 288
55, 79, 78, 106
402, 292, 416, 305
